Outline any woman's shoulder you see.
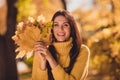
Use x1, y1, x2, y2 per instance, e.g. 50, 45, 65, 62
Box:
76, 44, 90, 64
80, 44, 90, 57
81, 44, 90, 52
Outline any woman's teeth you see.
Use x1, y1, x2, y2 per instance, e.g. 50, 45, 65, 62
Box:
57, 33, 65, 36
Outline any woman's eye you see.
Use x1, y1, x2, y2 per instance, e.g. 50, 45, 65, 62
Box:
65, 23, 69, 26
53, 24, 58, 27
63, 23, 69, 28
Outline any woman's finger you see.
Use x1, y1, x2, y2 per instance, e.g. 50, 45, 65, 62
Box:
34, 47, 47, 55
34, 43, 47, 50
34, 50, 46, 60
38, 53, 46, 61
35, 41, 46, 47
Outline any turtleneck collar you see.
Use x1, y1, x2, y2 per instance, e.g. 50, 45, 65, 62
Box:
53, 38, 73, 55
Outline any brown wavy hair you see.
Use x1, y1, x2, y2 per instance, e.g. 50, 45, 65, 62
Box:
47, 10, 82, 80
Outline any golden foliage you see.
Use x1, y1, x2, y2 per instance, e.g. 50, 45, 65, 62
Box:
12, 15, 53, 59
17, 0, 37, 21
33, 0, 63, 21
73, 0, 120, 78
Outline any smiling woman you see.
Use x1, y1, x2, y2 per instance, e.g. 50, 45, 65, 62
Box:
53, 15, 71, 42
32, 9, 90, 80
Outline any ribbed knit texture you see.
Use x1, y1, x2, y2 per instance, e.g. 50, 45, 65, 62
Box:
53, 38, 72, 67
53, 38, 72, 55
32, 38, 90, 80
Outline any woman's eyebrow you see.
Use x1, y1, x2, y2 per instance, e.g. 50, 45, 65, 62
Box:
64, 22, 69, 23
53, 22, 58, 23
53, 21, 69, 24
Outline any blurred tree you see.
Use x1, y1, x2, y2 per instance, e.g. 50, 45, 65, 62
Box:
0, 0, 18, 80
17, 0, 65, 22
61, 0, 66, 9
17, 0, 37, 22
31, 0, 64, 21
0, 0, 7, 79
72, 0, 120, 80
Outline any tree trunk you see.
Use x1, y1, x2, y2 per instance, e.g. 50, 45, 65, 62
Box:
0, 0, 18, 80
0, 36, 6, 80
61, 0, 66, 9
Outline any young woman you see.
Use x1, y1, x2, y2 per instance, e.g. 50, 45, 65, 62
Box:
32, 10, 90, 80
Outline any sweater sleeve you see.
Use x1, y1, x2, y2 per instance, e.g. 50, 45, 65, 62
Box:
32, 53, 48, 80
52, 44, 90, 80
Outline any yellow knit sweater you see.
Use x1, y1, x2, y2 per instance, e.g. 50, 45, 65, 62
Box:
32, 38, 90, 80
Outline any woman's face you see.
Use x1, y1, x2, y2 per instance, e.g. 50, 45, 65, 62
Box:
53, 15, 71, 42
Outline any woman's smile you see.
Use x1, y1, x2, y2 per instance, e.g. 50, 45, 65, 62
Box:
53, 15, 71, 42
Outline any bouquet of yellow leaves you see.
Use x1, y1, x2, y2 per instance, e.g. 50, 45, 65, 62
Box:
12, 15, 53, 59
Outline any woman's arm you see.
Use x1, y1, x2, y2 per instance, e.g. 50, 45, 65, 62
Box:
51, 44, 90, 80
34, 41, 58, 69
32, 41, 58, 80
34, 41, 47, 70
32, 42, 48, 80
32, 53, 48, 80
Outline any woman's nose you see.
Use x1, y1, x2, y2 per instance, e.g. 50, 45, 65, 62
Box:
59, 26, 64, 31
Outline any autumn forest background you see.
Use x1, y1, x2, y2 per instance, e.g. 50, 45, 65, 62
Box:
0, 0, 120, 80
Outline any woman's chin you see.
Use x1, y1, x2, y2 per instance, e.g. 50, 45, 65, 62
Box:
56, 38, 66, 42
56, 38, 70, 42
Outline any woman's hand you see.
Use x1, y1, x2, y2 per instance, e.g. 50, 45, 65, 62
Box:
34, 41, 48, 70
34, 41, 58, 70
